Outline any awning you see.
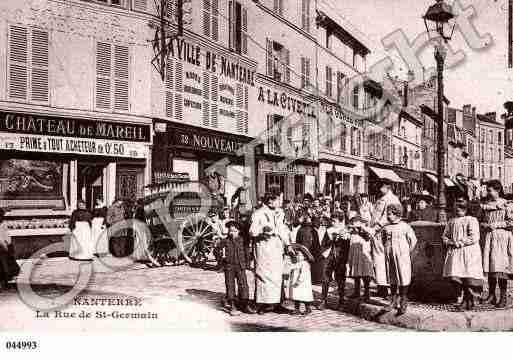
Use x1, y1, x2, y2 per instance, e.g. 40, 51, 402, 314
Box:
369, 166, 404, 183
425, 173, 455, 187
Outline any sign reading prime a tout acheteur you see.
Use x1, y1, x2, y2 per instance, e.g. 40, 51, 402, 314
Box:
0, 111, 151, 159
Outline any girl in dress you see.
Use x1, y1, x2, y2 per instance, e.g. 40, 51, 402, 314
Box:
69, 200, 94, 261
347, 215, 375, 302
442, 198, 484, 310
287, 244, 314, 315
480, 180, 513, 308
382, 203, 417, 315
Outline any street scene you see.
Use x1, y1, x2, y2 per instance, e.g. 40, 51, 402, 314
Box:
2, 0, 513, 333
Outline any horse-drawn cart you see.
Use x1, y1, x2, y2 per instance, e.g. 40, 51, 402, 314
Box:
143, 173, 223, 268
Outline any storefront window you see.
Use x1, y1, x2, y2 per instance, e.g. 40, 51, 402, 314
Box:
173, 159, 199, 181
265, 173, 285, 195
294, 175, 305, 198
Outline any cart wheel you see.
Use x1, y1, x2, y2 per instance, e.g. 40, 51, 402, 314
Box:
179, 214, 217, 268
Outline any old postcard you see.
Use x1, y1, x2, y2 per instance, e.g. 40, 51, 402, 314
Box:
1, 0, 513, 342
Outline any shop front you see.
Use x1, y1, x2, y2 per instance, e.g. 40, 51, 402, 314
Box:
0, 110, 151, 258
152, 121, 254, 207
365, 163, 405, 202
319, 158, 365, 200
253, 79, 318, 201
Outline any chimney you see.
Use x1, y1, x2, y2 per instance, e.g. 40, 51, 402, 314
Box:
485, 112, 497, 122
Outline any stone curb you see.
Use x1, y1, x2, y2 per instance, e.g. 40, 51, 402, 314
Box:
341, 298, 513, 331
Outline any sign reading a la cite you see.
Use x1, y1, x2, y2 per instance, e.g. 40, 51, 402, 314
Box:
0, 111, 151, 142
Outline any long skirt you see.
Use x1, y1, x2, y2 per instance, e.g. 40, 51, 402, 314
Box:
371, 238, 388, 285
69, 222, 94, 261
131, 220, 154, 262
287, 262, 314, 302
347, 235, 374, 279
482, 229, 513, 279
254, 236, 284, 304
91, 217, 108, 255
443, 242, 484, 286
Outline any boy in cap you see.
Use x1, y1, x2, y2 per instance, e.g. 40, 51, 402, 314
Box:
217, 220, 255, 315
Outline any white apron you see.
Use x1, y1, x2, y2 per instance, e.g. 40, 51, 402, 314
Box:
69, 222, 94, 260
91, 217, 108, 255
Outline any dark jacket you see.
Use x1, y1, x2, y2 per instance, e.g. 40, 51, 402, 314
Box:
296, 223, 321, 259
218, 235, 250, 269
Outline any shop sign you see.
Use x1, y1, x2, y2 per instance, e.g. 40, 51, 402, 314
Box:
257, 86, 316, 118
169, 38, 256, 86
0, 132, 147, 159
171, 127, 245, 155
319, 101, 363, 127
0, 111, 151, 142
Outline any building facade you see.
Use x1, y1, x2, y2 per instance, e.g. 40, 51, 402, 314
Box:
0, 0, 154, 256
476, 112, 505, 184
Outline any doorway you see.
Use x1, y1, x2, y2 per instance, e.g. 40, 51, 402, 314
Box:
78, 163, 106, 211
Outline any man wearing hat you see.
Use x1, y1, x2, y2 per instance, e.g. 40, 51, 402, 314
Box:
408, 190, 437, 222
231, 176, 253, 222
371, 178, 401, 298
217, 220, 255, 315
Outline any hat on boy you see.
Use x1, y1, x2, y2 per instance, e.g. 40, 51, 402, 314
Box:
289, 243, 315, 263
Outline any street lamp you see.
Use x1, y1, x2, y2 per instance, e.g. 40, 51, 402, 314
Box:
423, 0, 455, 223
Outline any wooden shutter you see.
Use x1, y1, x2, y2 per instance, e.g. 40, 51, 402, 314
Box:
114, 45, 129, 111
211, 75, 218, 101
236, 110, 243, 133
175, 62, 183, 120
305, 0, 310, 32
203, 101, 210, 126
300, 57, 305, 88
132, 0, 147, 12
228, 1, 234, 50
266, 38, 273, 76
9, 26, 28, 100
284, 48, 290, 83
202, 71, 210, 100
236, 83, 243, 108
211, 103, 218, 128
202, 0, 211, 37
175, 61, 183, 91
31, 29, 49, 102
242, 7, 248, 54
244, 111, 248, 134
244, 85, 248, 110
165, 61, 173, 117
211, 0, 219, 41
96, 42, 111, 109
325, 66, 329, 97
305, 58, 310, 88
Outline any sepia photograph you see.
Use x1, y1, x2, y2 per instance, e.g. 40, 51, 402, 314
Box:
1, 0, 513, 345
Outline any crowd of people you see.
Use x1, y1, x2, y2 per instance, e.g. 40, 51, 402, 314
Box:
212, 178, 513, 316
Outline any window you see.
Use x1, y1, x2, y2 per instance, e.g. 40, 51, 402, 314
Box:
340, 123, 347, 153
295, 175, 305, 197
336, 72, 345, 105
327, 117, 334, 149
203, 0, 219, 41
273, 0, 284, 15
300, 57, 311, 89
8, 26, 49, 103
267, 114, 283, 155
88, 0, 126, 6
498, 131, 502, 144
229, 1, 247, 54
352, 86, 359, 110
325, 66, 333, 98
301, 0, 311, 32
490, 165, 493, 179
499, 148, 502, 162
499, 167, 502, 179
96, 42, 129, 111
266, 39, 290, 83
265, 173, 285, 195
481, 129, 485, 143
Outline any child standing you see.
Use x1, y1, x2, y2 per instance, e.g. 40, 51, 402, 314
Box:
319, 213, 350, 310
382, 203, 417, 315
442, 198, 483, 311
287, 243, 314, 315
218, 220, 255, 315
347, 215, 375, 302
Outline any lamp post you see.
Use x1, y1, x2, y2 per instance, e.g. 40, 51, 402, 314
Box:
423, 0, 455, 223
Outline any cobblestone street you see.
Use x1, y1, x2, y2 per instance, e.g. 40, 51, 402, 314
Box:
0, 257, 399, 332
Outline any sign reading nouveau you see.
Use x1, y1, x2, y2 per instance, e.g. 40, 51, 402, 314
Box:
171, 126, 246, 155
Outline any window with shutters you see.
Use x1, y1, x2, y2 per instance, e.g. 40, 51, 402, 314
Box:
336, 72, 345, 105
229, 1, 248, 55
352, 85, 359, 110
165, 61, 173, 117
267, 40, 290, 83
326, 117, 334, 149
8, 26, 49, 103
325, 66, 333, 98
273, 0, 284, 15
301, 0, 310, 33
203, 0, 219, 41
300, 57, 310, 89
340, 123, 346, 153
96, 42, 130, 111
131, 0, 147, 11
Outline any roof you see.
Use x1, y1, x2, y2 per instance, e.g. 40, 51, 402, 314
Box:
477, 114, 504, 127
316, 2, 371, 54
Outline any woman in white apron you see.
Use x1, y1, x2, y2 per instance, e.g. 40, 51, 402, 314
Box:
69, 200, 94, 261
